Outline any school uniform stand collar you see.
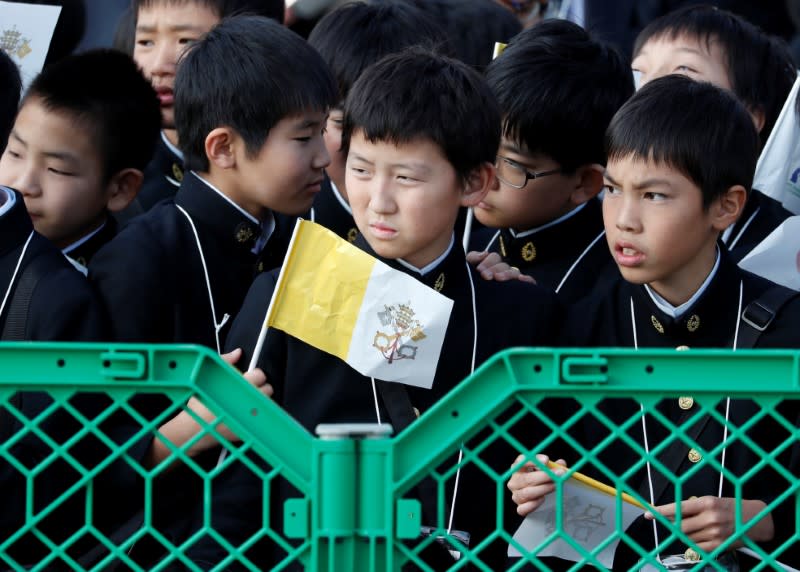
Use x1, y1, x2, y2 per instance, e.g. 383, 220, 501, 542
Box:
61, 219, 118, 274
628, 248, 740, 348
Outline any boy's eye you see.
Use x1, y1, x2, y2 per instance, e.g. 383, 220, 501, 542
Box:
602, 184, 620, 195
135, 38, 154, 48
643, 191, 667, 201
48, 167, 74, 176
674, 65, 697, 74
178, 37, 198, 45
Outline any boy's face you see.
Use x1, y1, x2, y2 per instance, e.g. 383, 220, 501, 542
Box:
632, 34, 732, 92
322, 106, 346, 198
602, 155, 721, 304
346, 130, 472, 268
230, 111, 330, 217
0, 97, 109, 248
474, 137, 574, 231
134, 1, 220, 132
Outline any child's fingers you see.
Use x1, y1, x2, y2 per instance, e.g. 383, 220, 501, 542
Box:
243, 367, 267, 388
259, 383, 274, 398
465, 250, 489, 265
220, 347, 243, 366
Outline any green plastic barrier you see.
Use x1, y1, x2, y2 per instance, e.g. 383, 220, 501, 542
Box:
0, 344, 798, 571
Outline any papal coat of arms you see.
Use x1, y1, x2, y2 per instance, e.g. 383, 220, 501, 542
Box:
373, 303, 426, 364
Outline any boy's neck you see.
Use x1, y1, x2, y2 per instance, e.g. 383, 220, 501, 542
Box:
511, 202, 586, 237
58, 215, 108, 252
395, 234, 456, 276
647, 244, 720, 307
163, 128, 179, 147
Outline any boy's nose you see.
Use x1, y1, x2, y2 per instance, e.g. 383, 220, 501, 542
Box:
368, 177, 396, 214
612, 197, 641, 233
150, 43, 179, 76
312, 138, 331, 170
12, 168, 41, 198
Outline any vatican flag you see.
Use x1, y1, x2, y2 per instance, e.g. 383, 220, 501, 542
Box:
251, 220, 454, 389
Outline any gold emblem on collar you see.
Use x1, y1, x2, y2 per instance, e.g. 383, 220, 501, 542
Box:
434, 272, 445, 292
172, 162, 184, 182
347, 227, 358, 243
235, 223, 255, 244
499, 235, 507, 258
650, 315, 664, 334
521, 241, 536, 262
686, 314, 700, 332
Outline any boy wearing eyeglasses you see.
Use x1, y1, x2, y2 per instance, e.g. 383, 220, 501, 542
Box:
470, 19, 633, 301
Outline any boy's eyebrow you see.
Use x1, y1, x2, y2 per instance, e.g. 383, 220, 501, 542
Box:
9, 131, 26, 147
292, 116, 328, 130
500, 141, 525, 155
11, 132, 79, 163
135, 23, 209, 33
603, 171, 673, 189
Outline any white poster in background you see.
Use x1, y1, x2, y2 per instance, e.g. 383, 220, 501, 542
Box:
738, 216, 800, 291
0, 1, 61, 89
753, 73, 800, 215
509, 479, 642, 568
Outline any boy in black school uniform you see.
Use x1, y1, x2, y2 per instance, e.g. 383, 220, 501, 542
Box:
469, 20, 633, 302
508, 76, 800, 570
306, 1, 443, 242
0, 50, 161, 275
632, 4, 796, 261
186, 48, 563, 570
121, 0, 285, 220
87, 16, 334, 566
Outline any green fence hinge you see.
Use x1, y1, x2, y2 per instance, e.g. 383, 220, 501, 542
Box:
284, 498, 309, 539
395, 499, 421, 540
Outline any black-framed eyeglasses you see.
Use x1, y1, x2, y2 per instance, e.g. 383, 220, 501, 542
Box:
495, 155, 562, 189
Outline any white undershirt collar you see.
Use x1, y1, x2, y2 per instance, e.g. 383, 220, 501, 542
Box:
191, 171, 276, 254
510, 202, 587, 239
396, 234, 455, 276
0, 186, 14, 217
644, 247, 721, 319
161, 130, 184, 160
62, 220, 107, 255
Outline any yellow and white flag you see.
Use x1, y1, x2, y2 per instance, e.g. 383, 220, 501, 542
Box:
254, 220, 454, 389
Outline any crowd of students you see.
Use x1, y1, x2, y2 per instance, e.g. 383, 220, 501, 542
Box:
1, 0, 799, 569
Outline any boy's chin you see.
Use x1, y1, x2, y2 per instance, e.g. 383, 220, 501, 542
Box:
616, 265, 652, 285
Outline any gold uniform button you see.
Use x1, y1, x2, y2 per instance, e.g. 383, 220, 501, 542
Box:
678, 396, 694, 410
257, 261, 265, 273
687, 449, 702, 463
521, 241, 536, 262
684, 547, 700, 562
172, 162, 184, 182
651, 315, 665, 334
235, 223, 255, 244
347, 227, 358, 243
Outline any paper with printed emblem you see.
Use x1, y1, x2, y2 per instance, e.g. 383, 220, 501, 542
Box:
0, 1, 61, 89
508, 478, 642, 567
753, 73, 800, 214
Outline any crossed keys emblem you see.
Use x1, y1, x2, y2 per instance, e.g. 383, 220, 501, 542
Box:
373, 303, 426, 364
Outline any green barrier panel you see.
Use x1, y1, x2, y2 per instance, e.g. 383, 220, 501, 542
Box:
1, 344, 799, 571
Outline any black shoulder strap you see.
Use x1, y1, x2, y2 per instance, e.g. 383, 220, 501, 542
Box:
736, 285, 799, 349
2, 253, 49, 341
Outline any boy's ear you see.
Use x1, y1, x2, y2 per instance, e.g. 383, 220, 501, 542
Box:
105, 168, 144, 212
460, 161, 496, 207
205, 127, 237, 169
569, 163, 605, 205
711, 184, 747, 232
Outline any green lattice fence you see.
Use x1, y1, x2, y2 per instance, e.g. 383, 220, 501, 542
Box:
0, 344, 798, 571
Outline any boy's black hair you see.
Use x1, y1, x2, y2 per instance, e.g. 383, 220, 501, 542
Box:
606, 75, 758, 208
175, 15, 336, 172
134, 0, 285, 24
0, 50, 21, 154
308, 2, 446, 105
24, 49, 161, 181
487, 19, 633, 173
400, 0, 521, 70
342, 47, 500, 185
633, 4, 795, 147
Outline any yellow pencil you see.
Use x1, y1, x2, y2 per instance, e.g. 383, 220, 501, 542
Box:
546, 461, 646, 509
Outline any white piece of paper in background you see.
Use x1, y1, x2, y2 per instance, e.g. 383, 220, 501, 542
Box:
509, 478, 642, 568
738, 215, 800, 291
753, 73, 800, 215
0, 1, 61, 89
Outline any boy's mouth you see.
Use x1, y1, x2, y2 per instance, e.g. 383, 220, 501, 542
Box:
614, 241, 645, 266
155, 87, 174, 106
369, 222, 397, 239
